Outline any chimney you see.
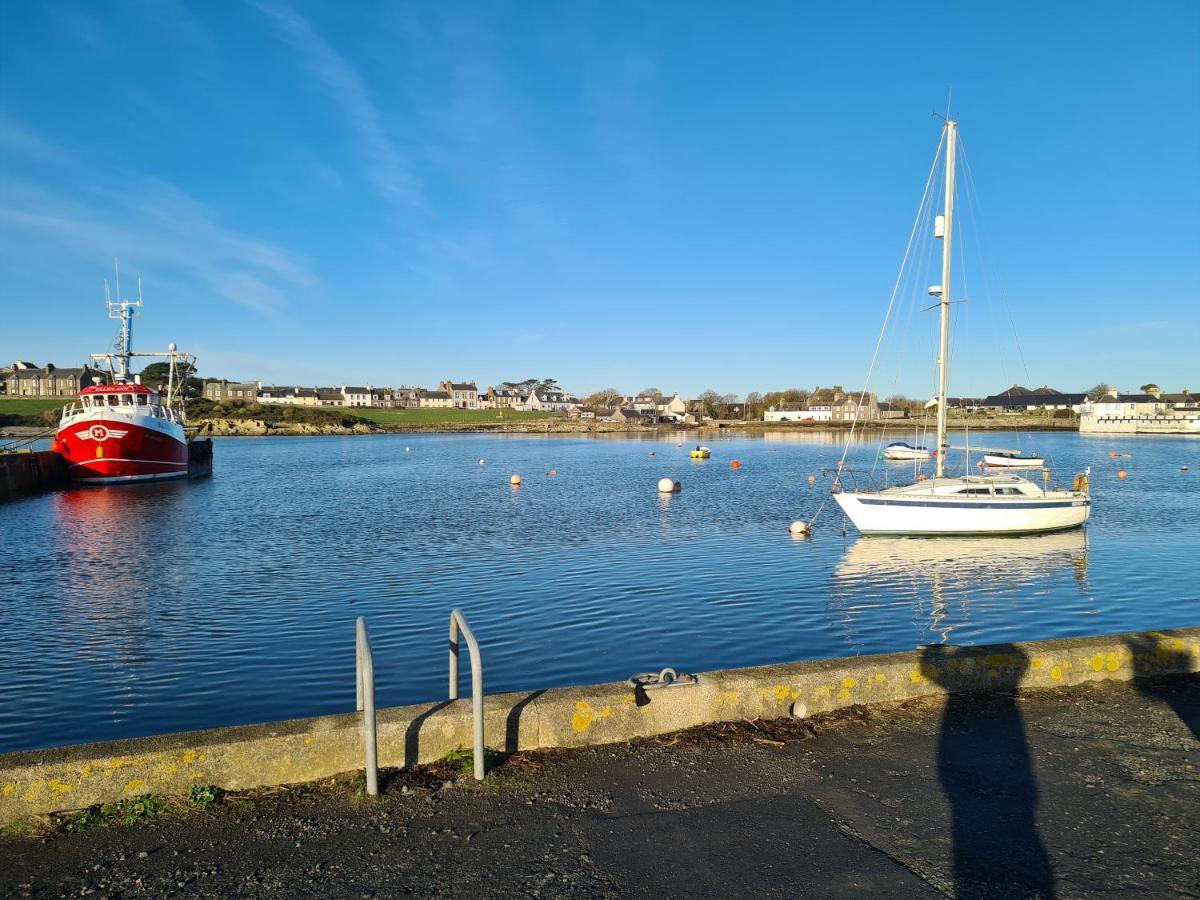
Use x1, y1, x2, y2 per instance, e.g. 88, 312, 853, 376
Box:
1107, 386, 1118, 398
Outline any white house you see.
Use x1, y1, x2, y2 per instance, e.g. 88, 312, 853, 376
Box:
764, 403, 810, 422
1083, 388, 1164, 418
523, 388, 577, 413
343, 386, 372, 407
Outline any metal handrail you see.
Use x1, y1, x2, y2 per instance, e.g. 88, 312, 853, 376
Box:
448, 609, 485, 781
355, 617, 378, 796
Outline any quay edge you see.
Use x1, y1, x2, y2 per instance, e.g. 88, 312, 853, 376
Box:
1, 625, 1196, 825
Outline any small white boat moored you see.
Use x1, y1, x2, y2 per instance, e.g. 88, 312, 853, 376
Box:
982, 452, 1045, 468
882, 441, 932, 461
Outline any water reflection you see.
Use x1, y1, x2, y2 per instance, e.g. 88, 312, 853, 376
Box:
832, 532, 1089, 648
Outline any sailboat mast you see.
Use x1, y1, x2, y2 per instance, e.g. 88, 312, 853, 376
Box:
935, 120, 957, 479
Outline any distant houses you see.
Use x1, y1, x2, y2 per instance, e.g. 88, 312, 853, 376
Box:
2, 362, 108, 397
765, 386, 880, 422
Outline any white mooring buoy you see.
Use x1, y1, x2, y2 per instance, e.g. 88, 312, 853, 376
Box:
658, 477, 680, 494
789, 520, 811, 535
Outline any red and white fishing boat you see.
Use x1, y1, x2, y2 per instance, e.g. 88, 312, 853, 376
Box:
54, 272, 196, 484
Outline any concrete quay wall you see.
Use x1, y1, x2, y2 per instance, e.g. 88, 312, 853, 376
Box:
0, 450, 68, 502
2, 626, 1197, 824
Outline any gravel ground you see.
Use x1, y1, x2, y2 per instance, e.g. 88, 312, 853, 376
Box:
3, 676, 1197, 899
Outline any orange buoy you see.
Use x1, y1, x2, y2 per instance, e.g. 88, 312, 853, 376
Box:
1117, 470, 1128, 479
731, 460, 741, 469
1108, 451, 1118, 458
510, 474, 522, 485
917, 473, 927, 482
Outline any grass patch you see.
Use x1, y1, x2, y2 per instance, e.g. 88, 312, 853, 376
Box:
187, 784, 226, 809
438, 747, 508, 778
0, 397, 70, 426
347, 407, 553, 426
60, 794, 166, 832
1, 817, 43, 836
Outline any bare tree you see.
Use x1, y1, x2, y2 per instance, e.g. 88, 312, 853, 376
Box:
1085, 383, 1112, 401
585, 388, 621, 409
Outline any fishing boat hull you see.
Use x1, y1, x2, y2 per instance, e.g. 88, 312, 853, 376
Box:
833, 491, 1090, 536
56, 415, 188, 484
982, 454, 1045, 468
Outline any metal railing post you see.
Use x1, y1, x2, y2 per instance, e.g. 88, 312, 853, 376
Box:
355, 617, 378, 796
448, 609, 485, 781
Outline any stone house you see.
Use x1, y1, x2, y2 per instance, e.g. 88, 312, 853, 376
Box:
7, 363, 107, 397
486, 386, 523, 409
393, 387, 421, 409
606, 407, 651, 425
203, 380, 258, 403
439, 381, 479, 409
807, 386, 879, 422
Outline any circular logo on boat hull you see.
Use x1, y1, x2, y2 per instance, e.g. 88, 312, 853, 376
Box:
89, 425, 110, 441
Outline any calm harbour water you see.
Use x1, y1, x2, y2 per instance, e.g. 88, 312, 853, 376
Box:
1, 430, 1197, 752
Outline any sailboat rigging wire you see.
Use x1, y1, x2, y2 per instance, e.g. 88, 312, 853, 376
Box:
958, 138, 1031, 456
869, 173, 939, 476
957, 138, 1033, 388
838, 128, 946, 473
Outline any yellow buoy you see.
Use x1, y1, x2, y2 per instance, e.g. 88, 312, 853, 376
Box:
789, 520, 810, 535
511, 474, 522, 485
806, 475, 816, 484
1117, 470, 1128, 479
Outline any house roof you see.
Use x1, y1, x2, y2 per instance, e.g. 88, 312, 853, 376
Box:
13, 366, 88, 378
344, 386, 369, 393
1094, 393, 1161, 403
446, 382, 476, 392
421, 391, 451, 399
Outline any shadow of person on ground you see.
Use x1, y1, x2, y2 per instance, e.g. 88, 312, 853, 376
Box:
1124, 634, 1200, 742
921, 644, 1056, 899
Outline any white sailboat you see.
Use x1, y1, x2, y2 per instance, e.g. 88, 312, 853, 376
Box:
832, 118, 1091, 536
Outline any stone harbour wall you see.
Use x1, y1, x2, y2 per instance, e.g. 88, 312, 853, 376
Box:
1, 626, 1196, 824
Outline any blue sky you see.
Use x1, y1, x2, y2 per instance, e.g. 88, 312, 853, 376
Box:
1, 1, 1196, 398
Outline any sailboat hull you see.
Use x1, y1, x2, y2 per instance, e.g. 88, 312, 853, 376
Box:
834, 492, 1090, 536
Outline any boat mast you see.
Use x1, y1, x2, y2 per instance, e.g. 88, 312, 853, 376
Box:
935, 120, 957, 479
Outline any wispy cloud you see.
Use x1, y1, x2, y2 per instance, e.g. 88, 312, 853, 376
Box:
50, 5, 110, 52
0, 163, 314, 318
251, 1, 421, 209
